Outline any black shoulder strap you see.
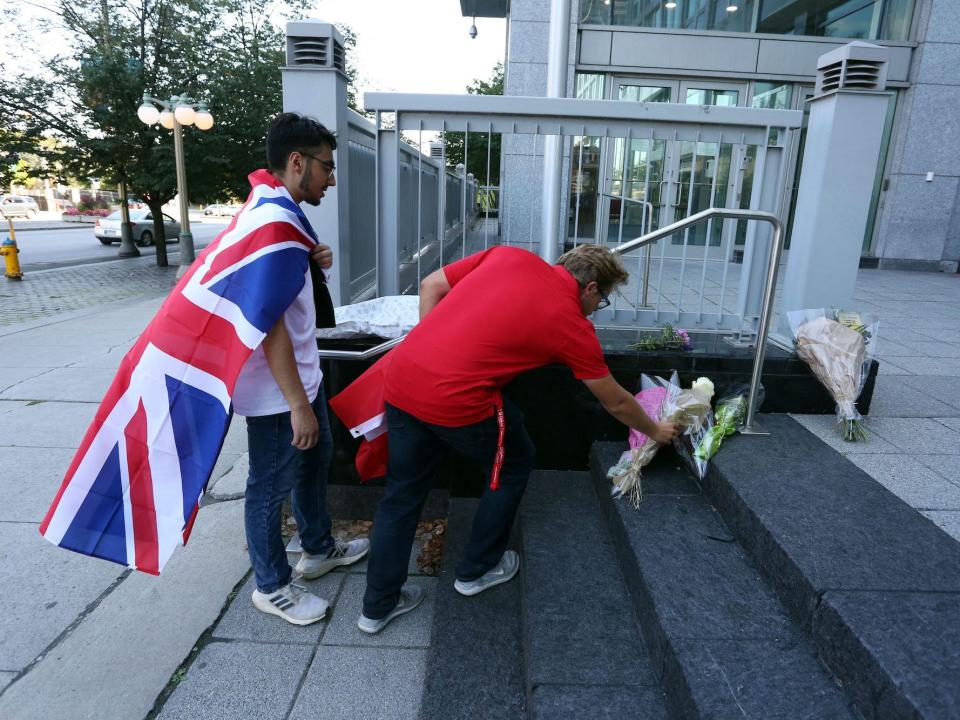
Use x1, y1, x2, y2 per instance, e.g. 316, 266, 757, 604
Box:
310, 261, 337, 328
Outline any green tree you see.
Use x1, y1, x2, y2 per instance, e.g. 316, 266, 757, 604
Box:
0, 0, 316, 262
334, 23, 363, 115
443, 62, 503, 186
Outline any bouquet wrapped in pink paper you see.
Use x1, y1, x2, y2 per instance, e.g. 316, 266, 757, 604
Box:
608, 375, 667, 507
608, 372, 715, 506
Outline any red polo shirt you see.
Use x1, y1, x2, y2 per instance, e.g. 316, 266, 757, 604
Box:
383, 246, 610, 427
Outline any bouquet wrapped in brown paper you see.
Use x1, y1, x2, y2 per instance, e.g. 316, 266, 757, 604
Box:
788, 309, 878, 441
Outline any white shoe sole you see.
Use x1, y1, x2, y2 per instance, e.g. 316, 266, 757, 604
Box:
252, 597, 327, 626
298, 545, 370, 580
357, 588, 425, 634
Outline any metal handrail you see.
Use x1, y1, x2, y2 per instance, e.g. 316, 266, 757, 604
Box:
612, 207, 784, 435
316, 334, 405, 360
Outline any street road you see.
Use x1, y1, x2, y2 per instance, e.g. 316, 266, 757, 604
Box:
10, 220, 229, 271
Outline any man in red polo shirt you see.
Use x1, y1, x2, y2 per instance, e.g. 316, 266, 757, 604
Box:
357, 244, 678, 634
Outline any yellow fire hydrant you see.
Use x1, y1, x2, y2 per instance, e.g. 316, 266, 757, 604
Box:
1, 236, 23, 280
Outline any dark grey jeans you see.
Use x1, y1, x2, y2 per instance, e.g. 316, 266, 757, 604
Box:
362, 399, 536, 619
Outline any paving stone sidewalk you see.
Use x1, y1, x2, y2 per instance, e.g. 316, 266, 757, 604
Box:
0, 256, 180, 331
791, 269, 960, 542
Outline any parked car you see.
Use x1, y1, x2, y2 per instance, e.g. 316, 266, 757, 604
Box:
0, 195, 40, 219
203, 203, 240, 217
94, 209, 181, 247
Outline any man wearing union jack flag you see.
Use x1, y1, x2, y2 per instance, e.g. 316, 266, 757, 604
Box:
232, 114, 368, 626
39, 113, 366, 627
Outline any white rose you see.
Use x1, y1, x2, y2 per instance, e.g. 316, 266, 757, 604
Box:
691, 376, 715, 400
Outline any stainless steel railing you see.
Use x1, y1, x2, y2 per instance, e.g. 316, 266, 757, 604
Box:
613, 207, 784, 435
316, 335, 405, 361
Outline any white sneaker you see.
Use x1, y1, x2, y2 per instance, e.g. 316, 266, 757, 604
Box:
295, 537, 370, 580
454, 550, 520, 597
251, 581, 329, 626
357, 585, 425, 635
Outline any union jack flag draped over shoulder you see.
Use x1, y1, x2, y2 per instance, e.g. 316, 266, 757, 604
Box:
40, 170, 318, 575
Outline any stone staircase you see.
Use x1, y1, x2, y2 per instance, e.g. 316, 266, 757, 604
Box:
418, 415, 960, 719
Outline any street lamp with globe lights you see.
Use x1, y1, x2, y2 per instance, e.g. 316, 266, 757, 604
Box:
137, 93, 214, 268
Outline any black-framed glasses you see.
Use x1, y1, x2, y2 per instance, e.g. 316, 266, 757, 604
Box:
299, 151, 336, 175
597, 288, 611, 310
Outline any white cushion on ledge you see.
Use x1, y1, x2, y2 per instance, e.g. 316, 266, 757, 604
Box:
316, 295, 419, 340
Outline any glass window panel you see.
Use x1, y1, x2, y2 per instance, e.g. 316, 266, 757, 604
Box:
576, 73, 606, 100
822, 1, 874, 39
594, 0, 912, 40
752, 82, 792, 110
619, 85, 673, 103
862, 92, 898, 253
601, 0, 754, 31
757, 0, 911, 40
880, 0, 913, 40
568, 136, 602, 239
685, 88, 739, 106
580, 0, 613, 24
673, 141, 731, 246
605, 138, 666, 242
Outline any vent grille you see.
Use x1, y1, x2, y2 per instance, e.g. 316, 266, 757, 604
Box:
286, 34, 345, 73
819, 60, 844, 93
331, 40, 345, 72
844, 60, 883, 89
429, 142, 445, 158
814, 43, 888, 97
290, 37, 329, 67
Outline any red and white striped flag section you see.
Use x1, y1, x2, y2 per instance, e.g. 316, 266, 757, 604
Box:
328, 354, 392, 482
40, 170, 318, 574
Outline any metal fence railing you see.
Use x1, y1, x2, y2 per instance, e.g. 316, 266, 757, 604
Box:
364, 92, 801, 339
344, 109, 478, 302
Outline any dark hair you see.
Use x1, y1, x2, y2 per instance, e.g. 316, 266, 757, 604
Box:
265, 112, 338, 172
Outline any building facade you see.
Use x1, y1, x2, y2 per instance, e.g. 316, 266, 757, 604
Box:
464, 0, 960, 272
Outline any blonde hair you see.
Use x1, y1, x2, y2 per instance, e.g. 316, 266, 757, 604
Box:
556, 244, 629, 292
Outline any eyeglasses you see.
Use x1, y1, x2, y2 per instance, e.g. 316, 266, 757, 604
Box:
299, 151, 336, 175
596, 287, 611, 310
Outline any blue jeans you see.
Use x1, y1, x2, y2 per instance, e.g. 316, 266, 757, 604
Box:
244, 389, 335, 593
362, 400, 536, 619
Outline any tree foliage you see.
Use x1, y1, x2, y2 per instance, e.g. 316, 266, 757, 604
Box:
443, 62, 503, 185
0, 0, 363, 210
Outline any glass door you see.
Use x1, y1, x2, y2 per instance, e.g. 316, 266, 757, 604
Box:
598, 78, 680, 247
782, 86, 815, 251
662, 81, 750, 256
596, 78, 752, 258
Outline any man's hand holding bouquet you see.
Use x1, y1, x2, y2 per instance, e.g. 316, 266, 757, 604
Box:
608, 372, 715, 507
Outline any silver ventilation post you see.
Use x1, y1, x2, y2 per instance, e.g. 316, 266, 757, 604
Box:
776, 41, 891, 342
282, 20, 351, 306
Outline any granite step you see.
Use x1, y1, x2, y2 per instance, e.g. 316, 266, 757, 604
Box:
589, 443, 856, 719
417, 498, 526, 720
702, 414, 960, 720
520, 471, 669, 719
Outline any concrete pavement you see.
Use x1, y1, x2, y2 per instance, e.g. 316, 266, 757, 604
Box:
0, 257, 957, 719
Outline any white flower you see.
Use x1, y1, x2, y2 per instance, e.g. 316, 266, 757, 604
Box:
691, 376, 715, 400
